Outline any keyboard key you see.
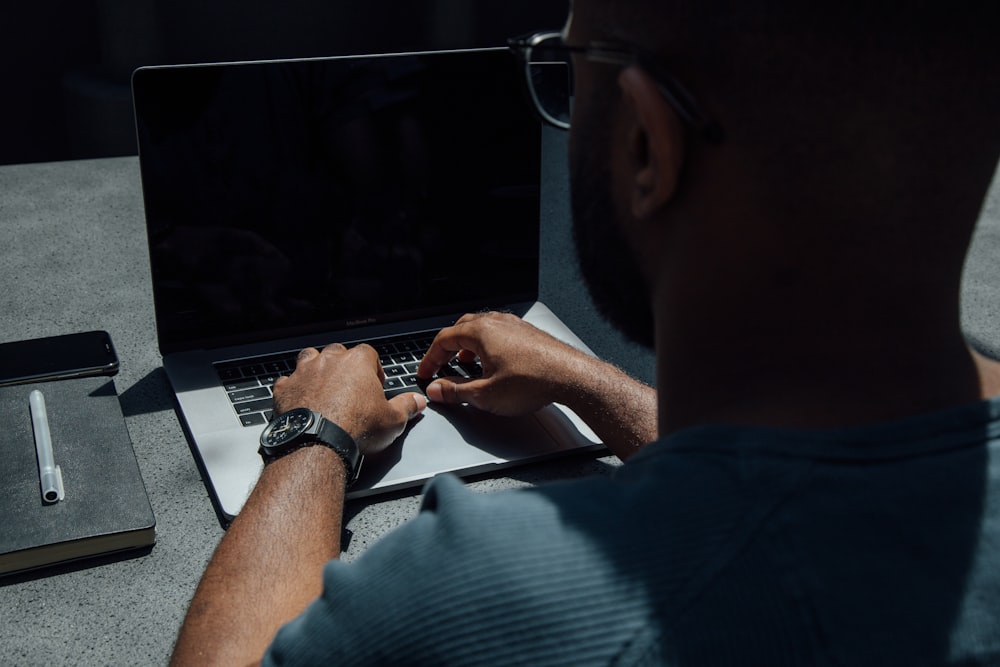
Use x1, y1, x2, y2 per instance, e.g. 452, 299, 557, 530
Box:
218, 367, 243, 381
229, 387, 271, 403
437, 364, 461, 378
385, 386, 416, 400
403, 375, 419, 386
457, 360, 483, 378
263, 361, 286, 373
258, 373, 281, 386
242, 364, 265, 377
384, 377, 403, 390
240, 413, 266, 427
224, 379, 259, 392
234, 398, 273, 415
392, 352, 414, 364
385, 365, 406, 376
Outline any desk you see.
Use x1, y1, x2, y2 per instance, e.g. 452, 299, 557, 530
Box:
1, 154, 999, 666
0, 147, 651, 665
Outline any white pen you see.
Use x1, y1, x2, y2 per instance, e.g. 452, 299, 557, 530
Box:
29, 389, 64, 503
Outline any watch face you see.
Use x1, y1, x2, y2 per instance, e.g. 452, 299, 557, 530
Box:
261, 408, 314, 449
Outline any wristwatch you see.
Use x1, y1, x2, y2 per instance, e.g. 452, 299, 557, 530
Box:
258, 407, 364, 485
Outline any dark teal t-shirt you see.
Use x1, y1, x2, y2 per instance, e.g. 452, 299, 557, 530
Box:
265, 397, 1000, 666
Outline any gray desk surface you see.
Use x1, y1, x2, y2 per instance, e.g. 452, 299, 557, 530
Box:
0, 147, 650, 666
0, 153, 997, 666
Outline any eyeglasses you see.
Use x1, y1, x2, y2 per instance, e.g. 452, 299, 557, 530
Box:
507, 31, 723, 143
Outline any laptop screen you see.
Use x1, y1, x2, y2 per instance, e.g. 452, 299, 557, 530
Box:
133, 49, 541, 353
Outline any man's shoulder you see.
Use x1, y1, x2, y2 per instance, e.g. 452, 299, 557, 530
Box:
403, 472, 635, 560
273, 472, 675, 664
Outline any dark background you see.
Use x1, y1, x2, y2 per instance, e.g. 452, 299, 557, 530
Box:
0, 0, 566, 166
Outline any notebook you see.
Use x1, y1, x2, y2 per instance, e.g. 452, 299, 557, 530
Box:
132, 47, 601, 523
0, 377, 155, 577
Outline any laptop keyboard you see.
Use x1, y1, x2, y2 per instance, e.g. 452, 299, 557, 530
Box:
214, 331, 483, 427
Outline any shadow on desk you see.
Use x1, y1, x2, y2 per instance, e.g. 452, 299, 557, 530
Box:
118, 367, 176, 417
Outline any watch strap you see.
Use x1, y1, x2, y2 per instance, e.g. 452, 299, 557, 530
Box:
260, 414, 364, 486
313, 417, 363, 485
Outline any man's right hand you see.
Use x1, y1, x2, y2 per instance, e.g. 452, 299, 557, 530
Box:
417, 311, 658, 460
416, 311, 586, 416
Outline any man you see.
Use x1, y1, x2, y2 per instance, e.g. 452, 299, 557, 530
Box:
171, 0, 1000, 664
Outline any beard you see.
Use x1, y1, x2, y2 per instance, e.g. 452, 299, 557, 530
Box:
569, 117, 656, 349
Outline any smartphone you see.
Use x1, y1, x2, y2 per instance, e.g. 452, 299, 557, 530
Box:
0, 331, 120, 387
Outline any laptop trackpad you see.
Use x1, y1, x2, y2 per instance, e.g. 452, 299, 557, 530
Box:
352, 402, 577, 497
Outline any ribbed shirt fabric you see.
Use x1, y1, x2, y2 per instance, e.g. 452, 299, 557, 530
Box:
265, 396, 1000, 666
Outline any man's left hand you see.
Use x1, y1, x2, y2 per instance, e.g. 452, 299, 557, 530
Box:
272, 344, 426, 456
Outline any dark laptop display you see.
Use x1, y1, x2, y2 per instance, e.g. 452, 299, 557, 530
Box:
133, 51, 541, 354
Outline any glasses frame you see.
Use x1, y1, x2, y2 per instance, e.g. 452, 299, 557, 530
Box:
508, 31, 724, 143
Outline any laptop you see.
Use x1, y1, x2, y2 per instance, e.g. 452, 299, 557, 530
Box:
132, 47, 601, 523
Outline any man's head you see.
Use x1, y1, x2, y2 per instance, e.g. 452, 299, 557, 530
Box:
564, 0, 1000, 354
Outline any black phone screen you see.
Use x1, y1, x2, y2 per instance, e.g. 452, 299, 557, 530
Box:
0, 331, 119, 387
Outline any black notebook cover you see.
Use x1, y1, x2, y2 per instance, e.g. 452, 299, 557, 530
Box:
0, 377, 156, 577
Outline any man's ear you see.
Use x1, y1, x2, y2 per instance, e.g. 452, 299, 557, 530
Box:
618, 65, 686, 220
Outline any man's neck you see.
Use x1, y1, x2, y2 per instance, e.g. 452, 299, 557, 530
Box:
972, 348, 1000, 399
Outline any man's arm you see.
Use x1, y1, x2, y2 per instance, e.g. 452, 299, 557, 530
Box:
170, 446, 345, 667
170, 344, 426, 666
417, 312, 657, 460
